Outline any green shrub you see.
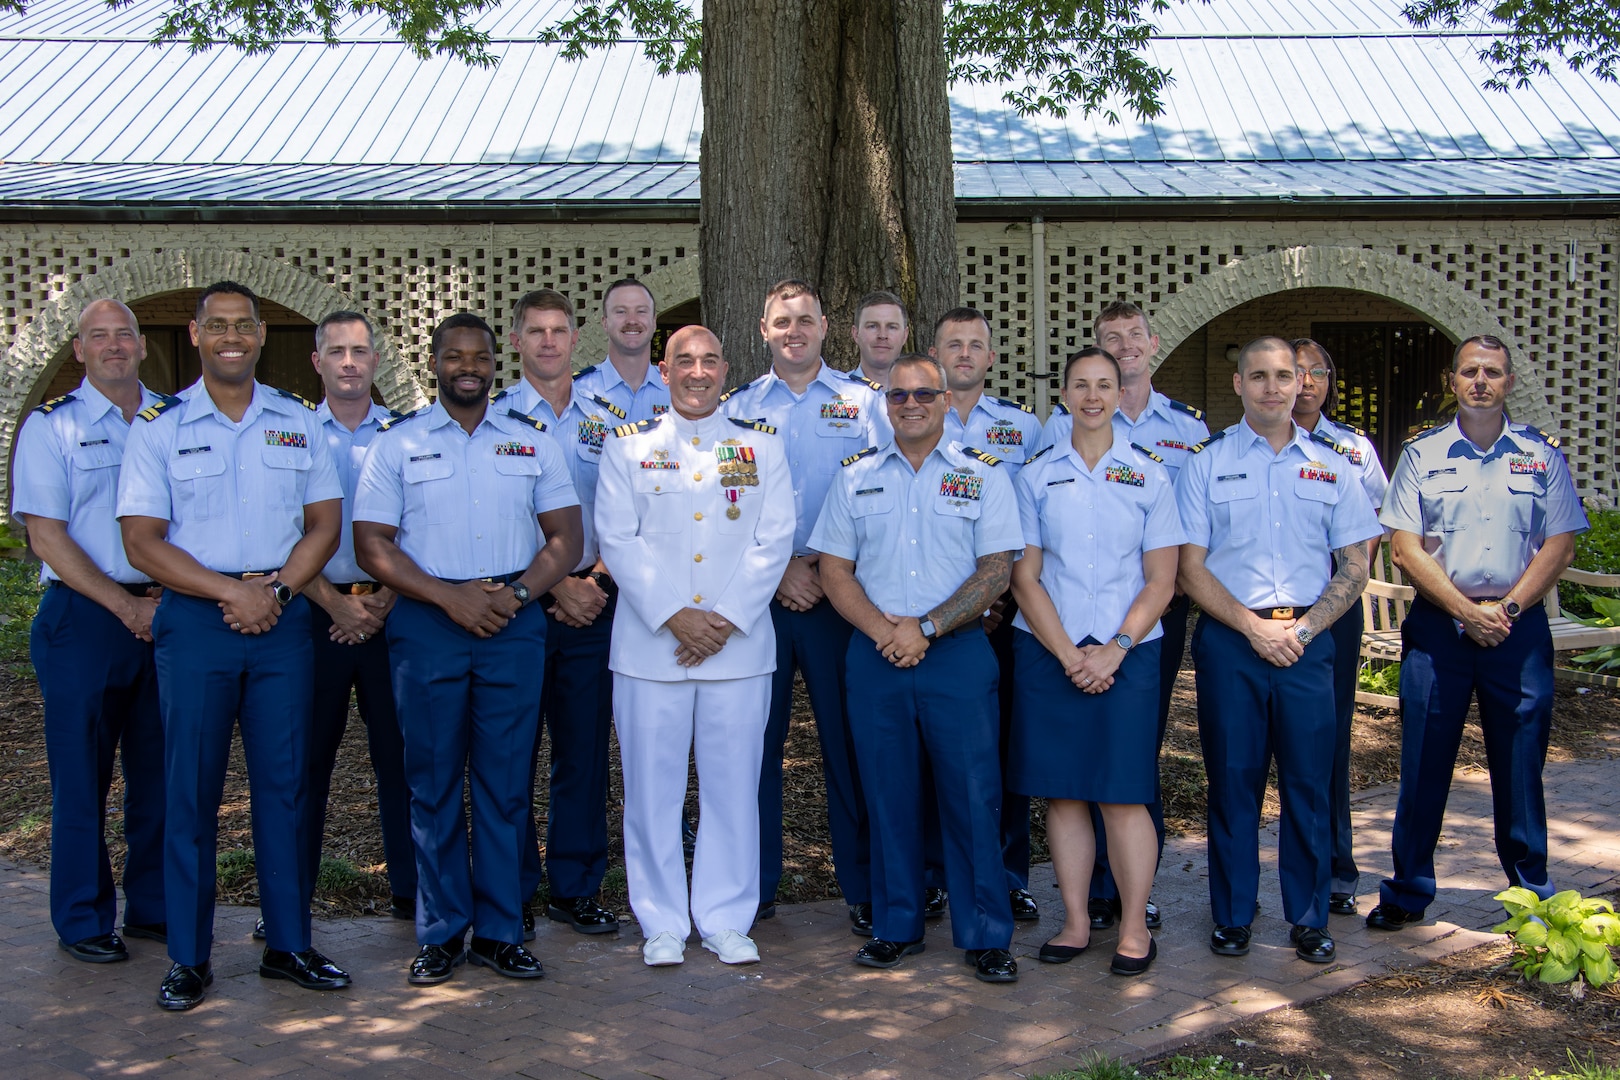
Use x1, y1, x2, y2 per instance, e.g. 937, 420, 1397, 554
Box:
1559, 506, 1620, 620
1358, 660, 1400, 697
0, 558, 42, 666
1494, 886, 1620, 988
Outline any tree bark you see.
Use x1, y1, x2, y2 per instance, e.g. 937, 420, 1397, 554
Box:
700, 0, 957, 382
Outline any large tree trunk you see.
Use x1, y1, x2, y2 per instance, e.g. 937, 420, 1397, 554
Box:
701, 0, 958, 382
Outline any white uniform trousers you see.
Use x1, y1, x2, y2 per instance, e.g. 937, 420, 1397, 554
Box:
613, 673, 769, 941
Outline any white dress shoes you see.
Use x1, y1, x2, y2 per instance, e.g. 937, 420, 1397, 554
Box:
701, 929, 760, 965
642, 931, 686, 967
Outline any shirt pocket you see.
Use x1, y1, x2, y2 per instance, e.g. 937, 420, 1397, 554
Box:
1419, 475, 1471, 534
849, 487, 896, 546
403, 454, 457, 525
1505, 476, 1542, 534
1290, 474, 1337, 540
262, 446, 312, 510
70, 443, 119, 508
493, 453, 542, 519
168, 449, 227, 521
633, 468, 681, 532
1209, 474, 1260, 539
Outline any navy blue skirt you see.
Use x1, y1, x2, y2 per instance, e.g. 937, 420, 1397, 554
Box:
1007, 628, 1161, 803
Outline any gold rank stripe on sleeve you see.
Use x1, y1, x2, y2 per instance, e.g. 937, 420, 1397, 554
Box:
136, 395, 181, 422
592, 394, 627, 420
1130, 442, 1165, 463
613, 419, 655, 438
962, 446, 1003, 466
841, 445, 878, 467
728, 417, 777, 435
504, 408, 549, 433
33, 393, 76, 414
273, 386, 318, 410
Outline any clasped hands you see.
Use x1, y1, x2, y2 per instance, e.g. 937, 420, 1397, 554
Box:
666, 607, 737, 667
218, 572, 284, 635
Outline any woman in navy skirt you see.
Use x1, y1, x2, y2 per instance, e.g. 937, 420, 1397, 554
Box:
1008, 347, 1185, 975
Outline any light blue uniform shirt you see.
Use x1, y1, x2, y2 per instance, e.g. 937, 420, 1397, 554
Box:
352, 400, 580, 581
722, 361, 892, 554
809, 440, 1023, 616
1175, 419, 1382, 609
1012, 439, 1187, 645
1309, 415, 1388, 511
1039, 390, 1209, 484
315, 399, 397, 584
494, 379, 627, 572
571, 359, 670, 424
1379, 417, 1587, 598
944, 392, 1044, 481
13, 378, 163, 583
116, 381, 343, 573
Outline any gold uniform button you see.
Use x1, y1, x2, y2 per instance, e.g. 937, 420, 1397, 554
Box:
691, 436, 701, 446
693, 472, 703, 481
693, 594, 703, 603
694, 554, 703, 563
694, 512, 704, 521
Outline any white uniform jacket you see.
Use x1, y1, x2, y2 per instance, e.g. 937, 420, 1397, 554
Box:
596, 410, 795, 682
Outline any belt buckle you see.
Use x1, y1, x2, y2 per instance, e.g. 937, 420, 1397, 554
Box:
1271, 607, 1294, 620
350, 582, 376, 595
242, 571, 266, 581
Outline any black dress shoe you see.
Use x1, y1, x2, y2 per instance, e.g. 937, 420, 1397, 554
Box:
389, 895, 415, 921
1088, 896, 1118, 930
1366, 902, 1425, 931
521, 906, 536, 942
848, 902, 873, 937
1144, 900, 1162, 930
853, 938, 925, 969
547, 895, 621, 935
60, 931, 128, 963
468, 937, 545, 979
923, 887, 947, 919
260, 948, 352, 990
408, 943, 466, 985
122, 922, 168, 943
1328, 893, 1357, 916
966, 948, 1019, 983
252, 916, 266, 941
1111, 937, 1158, 976
756, 900, 777, 921
1038, 938, 1088, 963
1290, 925, 1336, 963
1009, 888, 1040, 921
1209, 924, 1252, 956
156, 961, 212, 1010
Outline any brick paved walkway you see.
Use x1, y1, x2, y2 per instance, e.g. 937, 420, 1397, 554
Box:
5, 744, 1617, 1079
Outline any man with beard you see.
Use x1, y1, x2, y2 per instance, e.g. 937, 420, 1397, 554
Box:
354, 313, 582, 986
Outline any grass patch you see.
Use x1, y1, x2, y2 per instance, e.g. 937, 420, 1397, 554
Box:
215, 848, 256, 892
1035, 1050, 1620, 1080
315, 856, 386, 899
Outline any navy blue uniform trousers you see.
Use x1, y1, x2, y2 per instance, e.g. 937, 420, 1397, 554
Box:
307, 601, 415, 901
987, 609, 1030, 890
32, 583, 165, 944
847, 627, 1012, 949
1328, 599, 1365, 895
1192, 614, 1335, 929
388, 595, 544, 946
759, 599, 870, 906
1381, 597, 1556, 913
153, 590, 314, 966
520, 593, 615, 903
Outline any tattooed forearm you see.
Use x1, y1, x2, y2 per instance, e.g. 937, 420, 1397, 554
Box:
1307, 543, 1370, 634
928, 551, 1014, 636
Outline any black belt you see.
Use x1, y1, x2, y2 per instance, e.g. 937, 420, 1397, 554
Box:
443, 570, 526, 586
50, 580, 157, 597
1250, 604, 1314, 620
935, 621, 983, 641
330, 581, 379, 595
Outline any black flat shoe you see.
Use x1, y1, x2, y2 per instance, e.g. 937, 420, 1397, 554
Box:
1290, 924, 1336, 963
260, 948, 352, 990
1037, 938, 1088, 963
1088, 896, 1118, 930
389, 895, 415, 921
1144, 900, 1163, 930
853, 938, 925, 969
59, 932, 128, 963
1328, 893, 1358, 916
1365, 902, 1425, 931
547, 895, 621, 935
468, 937, 545, 979
1111, 938, 1157, 976
966, 947, 1018, 983
923, 887, 947, 919
1009, 888, 1040, 921
252, 916, 266, 941
521, 906, 536, 942
1209, 924, 1251, 956
408, 943, 466, 985
756, 900, 777, 921
156, 961, 212, 1010
848, 902, 873, 937
122, 922, 168, 943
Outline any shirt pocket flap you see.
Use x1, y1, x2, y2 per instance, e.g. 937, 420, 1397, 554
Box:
169, 450, 226, 481
71, 443, 119, 470
850, 489, 895, 517
933, 494, 984, 519
634, 469, 677, 494
493, 453, 542, 477
262, 447, 312, 471
1209, 475, 1258, 503
1293, 476, 1338, 503
403, 456, 454, 484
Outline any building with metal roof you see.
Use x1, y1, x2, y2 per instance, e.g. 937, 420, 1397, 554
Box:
2, 0, 1618, 500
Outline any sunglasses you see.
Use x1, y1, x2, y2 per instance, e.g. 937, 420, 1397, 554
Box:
885, 388, 943, 405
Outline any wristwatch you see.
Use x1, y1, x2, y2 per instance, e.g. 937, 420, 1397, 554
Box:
1112, 632, 1134, 651
270, 582, 293, 606
919, 618, 938, 640
1502, 599, 1522, 620
1294, 623, 1315, 646
510, 582, 532, 606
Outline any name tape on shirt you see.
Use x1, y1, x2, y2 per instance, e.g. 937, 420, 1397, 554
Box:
1509, 453, 1548, 475
1299, 462, 1338, 484
495, 441, 536, 457
1104, 464, 1146, 487
855, 487, 885, 496
264, 430, 308, 449
939, 471, 983, 500
178, 445, 212, 456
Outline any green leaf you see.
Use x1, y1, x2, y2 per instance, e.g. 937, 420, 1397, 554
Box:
1539, 954, 1579, 983
1496, 886, 1544, 915
1547, 929, 1579, 964
1590, 595, 1620, 621
1516, 920, 1549, 947
1581, 952, 1618, 988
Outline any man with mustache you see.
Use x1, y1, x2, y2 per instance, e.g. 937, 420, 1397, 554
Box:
573, 278, 671, 422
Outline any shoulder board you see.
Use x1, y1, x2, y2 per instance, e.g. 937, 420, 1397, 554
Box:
1025, 444, 1054, 464
32, 393, 76, 414
1054, 402, 1071, 416
136, 395, 183, 423
1401, 422, 1446, 447
490, 387, 513, 403
717, 376, 764, 404
378, 407, 423, 431
273, 386, 317, 411
571, 363, 599, 381
1167, 398, 1204, 421
1516, 424, 1561, 449
1310, 430, 1351, 456
841, 446, 879, 467
1130, 442, 1165, 463
1330, 418, 1367, 437
505, 409, 548, 433
847, 372, 882, 392
991, 394, 1035, 414
591, 394, 627, 420
1190, 430, 1227, 454
962, 446, 1003, 467
612, 419, 655, 438
729, 417, 777, 435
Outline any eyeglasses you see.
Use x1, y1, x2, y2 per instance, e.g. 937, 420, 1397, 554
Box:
1298, 367, 1331, 381
199, 318, 261, 336
885, 388, 942, 405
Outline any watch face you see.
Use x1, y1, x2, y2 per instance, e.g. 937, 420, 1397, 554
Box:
512, 583, 531, 604
272, 583, 292, 605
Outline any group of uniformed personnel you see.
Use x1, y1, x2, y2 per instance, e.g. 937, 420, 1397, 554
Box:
19, 274, 1584, 1005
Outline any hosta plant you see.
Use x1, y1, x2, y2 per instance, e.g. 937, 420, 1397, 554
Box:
1494, 887, 1620, 988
